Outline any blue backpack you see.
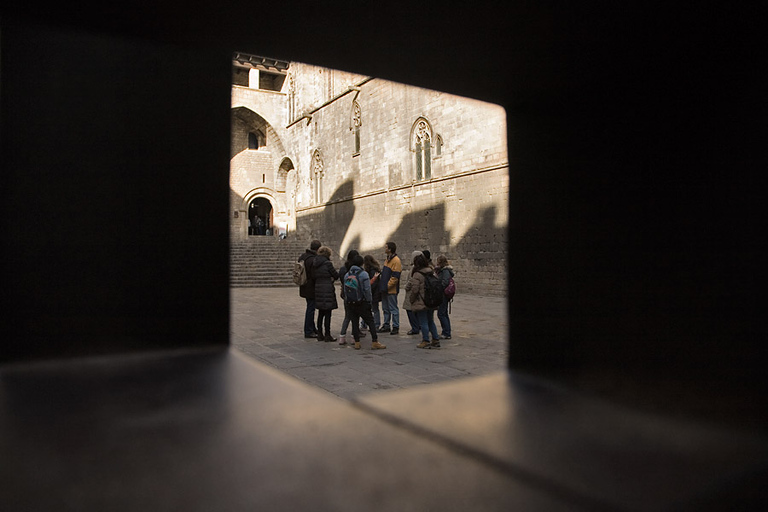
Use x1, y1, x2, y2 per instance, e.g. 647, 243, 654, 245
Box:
343, 268, 364, 304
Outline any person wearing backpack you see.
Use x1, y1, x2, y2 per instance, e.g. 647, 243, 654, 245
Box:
434, 254, 455, 340
298, 240, 322, 338
406, 253, 441, 349
344, 254, 386, 350
337, 249, 363, 346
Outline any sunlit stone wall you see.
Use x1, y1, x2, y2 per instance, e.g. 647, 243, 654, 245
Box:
286, 69, 508, 296
230, 60, 509, 296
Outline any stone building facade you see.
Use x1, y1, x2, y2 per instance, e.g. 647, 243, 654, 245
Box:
231, 53, 509, 295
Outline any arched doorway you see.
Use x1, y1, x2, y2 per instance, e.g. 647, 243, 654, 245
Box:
248, 197, 273, 236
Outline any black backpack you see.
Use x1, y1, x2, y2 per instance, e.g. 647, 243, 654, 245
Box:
343, 268, 364, 304
422, 271, 444, 308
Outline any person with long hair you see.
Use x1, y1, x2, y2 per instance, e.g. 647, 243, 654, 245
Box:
312, 246, 339, 342
344, 254, 387, 350
337, 249, 361, 345
362, 254, 383, 332
401, 250, 423, 336
406, 253, 441, 349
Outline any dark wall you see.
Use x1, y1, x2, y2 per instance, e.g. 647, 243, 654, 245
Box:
1, 20, 231, 361
1, 5, 764, 413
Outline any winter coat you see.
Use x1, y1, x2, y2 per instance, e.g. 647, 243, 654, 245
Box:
406, 264, 435, 311
298, 249, 317, 299
365, 263, 382, 303
345, 265, 373, 303
435, 265, 455, 290
402, 268, 416, 310
380, 254, 402, 294
313, 255, 339, 310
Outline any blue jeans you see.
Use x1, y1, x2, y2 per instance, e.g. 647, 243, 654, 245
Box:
304, 298, 316, 336
382, 293, 399, 329
406, 309, 420, 333
437, 296, 451, 337
415, 309, 439, 341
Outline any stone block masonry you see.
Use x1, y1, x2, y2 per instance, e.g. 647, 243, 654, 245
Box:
230, 58, 508, 295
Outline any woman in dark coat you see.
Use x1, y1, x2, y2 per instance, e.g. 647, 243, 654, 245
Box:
313, 246, 339, 342
363, 254, 382, 332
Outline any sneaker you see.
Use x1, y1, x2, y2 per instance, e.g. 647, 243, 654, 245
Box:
389, 328, 399, 335
431, 340, 441, 348
417, 340, 430, 349
442, 335, 451, 340
377, 325, 391, 333
406, 330, 420, 335
304, 333, 317, 338
338, 335, 347, 345
371, 341, 387, 350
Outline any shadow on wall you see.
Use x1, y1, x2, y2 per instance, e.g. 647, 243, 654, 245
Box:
296, 180, 508, 295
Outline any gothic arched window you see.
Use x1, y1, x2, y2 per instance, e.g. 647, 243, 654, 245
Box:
412, 118, 433, 180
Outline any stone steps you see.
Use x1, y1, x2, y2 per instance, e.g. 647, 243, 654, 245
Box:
230, 238, 308, 287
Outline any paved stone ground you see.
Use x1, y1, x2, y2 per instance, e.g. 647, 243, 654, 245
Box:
230, 287, 508, 401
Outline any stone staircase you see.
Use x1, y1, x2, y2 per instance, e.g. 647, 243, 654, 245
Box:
230, 237, 308, 287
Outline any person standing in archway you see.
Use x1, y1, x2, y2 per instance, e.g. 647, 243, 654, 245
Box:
255, 216, 265, 235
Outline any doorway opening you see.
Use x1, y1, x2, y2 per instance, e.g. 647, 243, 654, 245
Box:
248, 197, 273, 236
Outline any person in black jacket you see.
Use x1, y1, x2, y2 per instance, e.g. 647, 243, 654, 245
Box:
298, 240, 321, 338
362, 254, 382, 332
434, 254, 455, 340
313, 246, 339, 342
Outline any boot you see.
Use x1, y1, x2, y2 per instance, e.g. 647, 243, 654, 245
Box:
338, 334, 347, 345
354, 341, 361, 350
324, 334, 337, 342
317, 332, 324, 342
431, 339, 441, 348
417, 340, 430, 349
371, 341, 387, 350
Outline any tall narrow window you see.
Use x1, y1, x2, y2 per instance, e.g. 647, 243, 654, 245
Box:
412, 118, 433, 180
352, 101, 362, 155
312, 149, 324, 204
288, 75, 296, 124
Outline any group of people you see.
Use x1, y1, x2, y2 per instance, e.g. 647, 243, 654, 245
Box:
298, 240, 455, 350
